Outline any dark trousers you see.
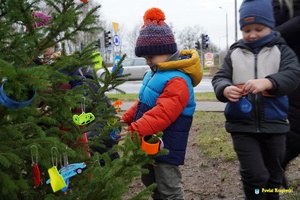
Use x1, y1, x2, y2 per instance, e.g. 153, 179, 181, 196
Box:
141, 162, 184, 200
231, 132, 286, 200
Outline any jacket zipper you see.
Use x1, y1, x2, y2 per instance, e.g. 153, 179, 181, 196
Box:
254, 54, 260, 133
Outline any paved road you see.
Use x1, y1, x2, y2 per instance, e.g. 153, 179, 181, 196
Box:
120, 101, 226, 112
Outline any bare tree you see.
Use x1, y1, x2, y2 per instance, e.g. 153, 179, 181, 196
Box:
73, 1, 105, 53
177, 25, 203, 49
122, 23, 142, 59
36, 0, 105, 54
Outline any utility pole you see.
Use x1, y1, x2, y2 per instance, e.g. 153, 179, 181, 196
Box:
200, 34, 205, 69
235, 0, 238, 42
219, 7, 228, 51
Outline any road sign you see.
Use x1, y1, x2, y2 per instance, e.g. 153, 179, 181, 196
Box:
112, 55, 123, 76
112, 22, 119, 33
205, 52, 214, 60
113, 34, 120, 46
114, 55, 120, 65
204, 52, 214, 67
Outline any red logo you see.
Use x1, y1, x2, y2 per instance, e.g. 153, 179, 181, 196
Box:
244, 17, 255, 23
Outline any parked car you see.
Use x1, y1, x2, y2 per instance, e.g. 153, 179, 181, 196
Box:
97, 58, 149, 80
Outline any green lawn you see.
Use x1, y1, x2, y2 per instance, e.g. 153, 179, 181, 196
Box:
107, 92, 217, 101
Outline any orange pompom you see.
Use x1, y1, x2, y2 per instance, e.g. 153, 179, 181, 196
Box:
143, 7, 166, 23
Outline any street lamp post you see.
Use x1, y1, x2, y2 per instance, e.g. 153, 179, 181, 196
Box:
234, 0, 238, 42
219, 7, 228, 51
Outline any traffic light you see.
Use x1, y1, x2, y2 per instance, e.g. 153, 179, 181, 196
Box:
96, 39, 101, 48
201, 34, 210, 49
195, 41, 200, 50
104, 30, 111, 48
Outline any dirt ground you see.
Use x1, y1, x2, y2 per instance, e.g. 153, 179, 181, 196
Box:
126, 127, 300, 200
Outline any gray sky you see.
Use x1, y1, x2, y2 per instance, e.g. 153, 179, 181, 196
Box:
97, 0, 243, 50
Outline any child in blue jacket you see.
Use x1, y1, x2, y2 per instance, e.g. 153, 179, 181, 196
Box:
120, 7, 202, 200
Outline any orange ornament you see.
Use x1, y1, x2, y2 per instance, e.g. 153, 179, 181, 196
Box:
113, 100, 123, 113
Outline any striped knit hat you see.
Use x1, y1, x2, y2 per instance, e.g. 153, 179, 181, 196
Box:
135, 8, 177, 57
25, 11, 51, 32
32, 11, 52, 28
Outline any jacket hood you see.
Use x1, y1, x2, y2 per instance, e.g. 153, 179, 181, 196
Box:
157, 49, 203, 87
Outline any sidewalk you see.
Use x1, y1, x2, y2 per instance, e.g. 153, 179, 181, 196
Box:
120, 101, 226, 112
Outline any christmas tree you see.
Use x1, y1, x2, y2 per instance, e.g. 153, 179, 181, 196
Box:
0, 0, 158, 199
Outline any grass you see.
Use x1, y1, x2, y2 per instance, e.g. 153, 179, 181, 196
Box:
107, 93, 139, 101
107, 92, 217, 101
192, 111, 236, 161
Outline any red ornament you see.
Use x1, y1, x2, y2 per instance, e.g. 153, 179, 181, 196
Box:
80, 0, 88, 3
33, 163, 41, 187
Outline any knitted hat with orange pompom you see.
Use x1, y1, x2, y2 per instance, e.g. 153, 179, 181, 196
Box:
135, 8, 177, 57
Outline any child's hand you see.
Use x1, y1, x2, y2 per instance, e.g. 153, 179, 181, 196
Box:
223, 86, 243, 102
118, 126, 129, 141
243, 79, 272, 94
115, 114, 124, 122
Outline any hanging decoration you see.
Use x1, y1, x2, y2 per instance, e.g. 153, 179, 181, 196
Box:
31, 145, 40, 187
46, 147, 87, 193
141, 133, 164, 155
47, 147, 66, 192
72, 97, 95, 126
113, 99, 123, 113
107, 117, 120, 141
0, 79, 36, 109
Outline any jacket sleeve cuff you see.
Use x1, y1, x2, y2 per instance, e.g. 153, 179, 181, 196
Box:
266, 77, 278, 94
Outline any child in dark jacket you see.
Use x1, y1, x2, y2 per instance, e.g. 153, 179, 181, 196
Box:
35, 39, 119, 165
212, 0, 300, 199
31, 10, 119, 164
70, 68, 120, 165
119, 7, 202, 200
